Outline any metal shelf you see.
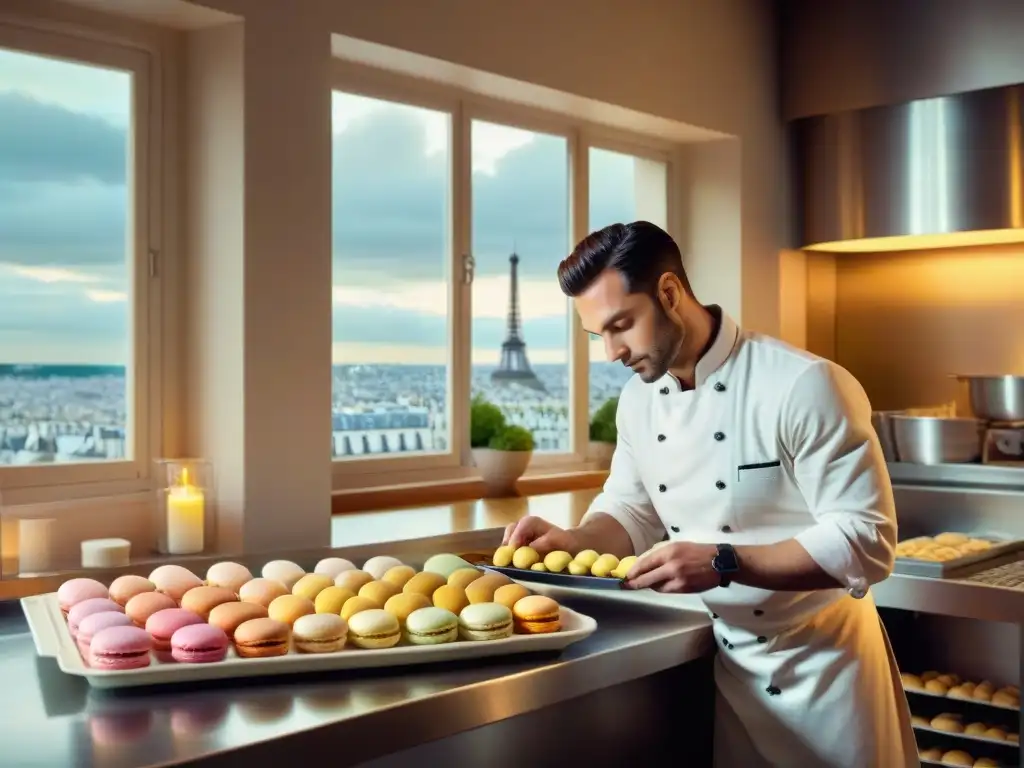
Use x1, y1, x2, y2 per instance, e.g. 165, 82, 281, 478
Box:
887, 462, 1024, 491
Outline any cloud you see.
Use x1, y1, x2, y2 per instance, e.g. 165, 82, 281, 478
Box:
0, 70, 643, 363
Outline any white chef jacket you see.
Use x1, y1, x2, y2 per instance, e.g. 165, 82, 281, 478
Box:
585, 309, 918, 768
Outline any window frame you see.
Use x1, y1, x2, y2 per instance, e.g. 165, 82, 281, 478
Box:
0, 16, 164, 502
329, 61, 675, 490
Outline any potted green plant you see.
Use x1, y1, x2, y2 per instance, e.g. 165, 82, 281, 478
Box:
470, 396, 535, 497
588, 397, 618, 467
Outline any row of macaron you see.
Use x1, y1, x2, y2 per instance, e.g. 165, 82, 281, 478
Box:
58, 553, 477, 617
58, 555, 544, 635
71, 595, 559, 671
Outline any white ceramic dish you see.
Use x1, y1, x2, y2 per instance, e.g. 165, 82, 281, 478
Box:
22, 592, 597, 690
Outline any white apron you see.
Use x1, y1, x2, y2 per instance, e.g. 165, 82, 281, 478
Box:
584, 309, 919, 767
706, 588, 918, 768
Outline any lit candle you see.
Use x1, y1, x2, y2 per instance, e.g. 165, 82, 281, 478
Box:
166, 468, 205, 555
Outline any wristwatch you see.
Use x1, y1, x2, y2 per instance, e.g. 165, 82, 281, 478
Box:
711, 543, 739, 587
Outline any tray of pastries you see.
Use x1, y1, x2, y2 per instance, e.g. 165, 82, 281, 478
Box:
472, 543, 657, 590
893, 531, 1024, 578
22, 552, 596, 690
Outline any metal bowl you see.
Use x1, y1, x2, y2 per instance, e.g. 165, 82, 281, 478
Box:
890, 416, 985, 465
871, 410, 903, 462
955, 375, 1024, 422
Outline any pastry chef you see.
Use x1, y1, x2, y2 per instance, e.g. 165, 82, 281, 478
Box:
505, 222, 918, 768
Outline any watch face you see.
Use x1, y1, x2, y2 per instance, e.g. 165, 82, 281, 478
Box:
713, 545, 739, 573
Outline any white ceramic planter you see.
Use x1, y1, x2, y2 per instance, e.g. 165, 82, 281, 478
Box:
471, 448, 533, 498
588, 440, 615, 468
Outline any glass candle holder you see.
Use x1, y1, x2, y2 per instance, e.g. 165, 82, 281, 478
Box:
155, 459, 213, 555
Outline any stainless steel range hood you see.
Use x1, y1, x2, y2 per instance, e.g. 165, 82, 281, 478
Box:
793, 84, 1024, 252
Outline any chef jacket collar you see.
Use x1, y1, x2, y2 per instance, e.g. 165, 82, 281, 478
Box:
658, 305, 738, 393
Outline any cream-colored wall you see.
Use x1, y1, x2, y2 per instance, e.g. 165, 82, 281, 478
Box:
791, 244, 1024, 411
833, 245, 1024, 411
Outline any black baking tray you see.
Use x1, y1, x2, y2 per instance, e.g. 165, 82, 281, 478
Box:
478, 564, 627, 591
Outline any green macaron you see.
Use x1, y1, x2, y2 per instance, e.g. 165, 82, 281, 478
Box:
422, 553, 475, 579
458, 602, 513, 641
403, 606, 458, 645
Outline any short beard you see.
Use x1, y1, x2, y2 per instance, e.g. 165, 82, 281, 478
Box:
638, 305, 685, 383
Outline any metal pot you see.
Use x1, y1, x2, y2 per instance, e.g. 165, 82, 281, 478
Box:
890, 416, 985, 465
955, 375, 1024, 422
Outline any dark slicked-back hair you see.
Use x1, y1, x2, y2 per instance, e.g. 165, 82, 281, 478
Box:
557, 221, 692, 298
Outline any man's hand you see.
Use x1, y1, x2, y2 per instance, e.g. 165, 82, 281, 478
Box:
623, 541, 721, 593
502, 516, 580, 556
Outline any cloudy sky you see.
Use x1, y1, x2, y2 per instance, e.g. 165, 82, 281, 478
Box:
0, 47, 651, 367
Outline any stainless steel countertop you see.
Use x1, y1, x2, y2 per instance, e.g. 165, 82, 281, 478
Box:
0, 592, 713, 768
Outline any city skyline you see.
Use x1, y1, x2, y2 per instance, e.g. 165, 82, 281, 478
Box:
1, 50, 640, 366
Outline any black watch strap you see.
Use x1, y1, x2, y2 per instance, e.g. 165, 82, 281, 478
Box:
712, 543, 739, 587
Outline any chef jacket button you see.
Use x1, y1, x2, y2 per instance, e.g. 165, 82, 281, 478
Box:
715, 481, 726, 490
657, 434, 666, 442
670, 525, 680, 533
753, 609, 764, 616
766, 685, 781, 696
757, 636, 767, 644
714, 382, 726, 392
660, 387, 670, 395
721, 525, 732, 533
711, 612, 719, 619
714, 431, 725, 441
658, 484, 667, 493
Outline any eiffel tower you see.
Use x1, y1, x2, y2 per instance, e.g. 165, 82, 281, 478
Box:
491, 252, 546, 392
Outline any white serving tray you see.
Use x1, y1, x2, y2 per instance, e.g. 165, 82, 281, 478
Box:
22, 592, 597, 690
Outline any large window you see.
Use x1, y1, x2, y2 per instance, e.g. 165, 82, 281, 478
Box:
587, 146, 669, 415
330, 92, 453, 462
330, 78, 671, 482
0, 30, 153, 489
470, 120, 570, 453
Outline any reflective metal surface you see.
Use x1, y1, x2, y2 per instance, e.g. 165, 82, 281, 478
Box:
888, 461, 1024, 491
958, 374, 1024, 423
792, 84, 1024, 247
0, 594, 713, 768
872, 411, 901, 462
891, 416, 985, 465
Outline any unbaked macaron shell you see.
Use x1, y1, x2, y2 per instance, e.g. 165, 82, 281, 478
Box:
58, 578, 109, 614
68, 598, 124, 636
261, 560, 306, 590
149, 565, 204, 602
205, 561, 253, 594
108, 575, 156, 607
313, 557, 356, 580
171, 623, 229, 663
361, 556, 404, 581
238, 578, 290, 608
89, 626, 153, 670
125, 591, 177, 627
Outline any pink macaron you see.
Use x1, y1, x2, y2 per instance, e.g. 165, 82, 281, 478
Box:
68, 598, 124, 637
170, 623, 229, 663
89, 626, 153, 671
76, 611, 134, 656
145, 608, 204, 652
58, 578, 109, 615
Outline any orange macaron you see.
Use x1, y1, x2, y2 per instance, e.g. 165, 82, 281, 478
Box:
511, 595, 561, 634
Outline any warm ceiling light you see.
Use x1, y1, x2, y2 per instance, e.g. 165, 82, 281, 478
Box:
804, 229, 1024, 253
